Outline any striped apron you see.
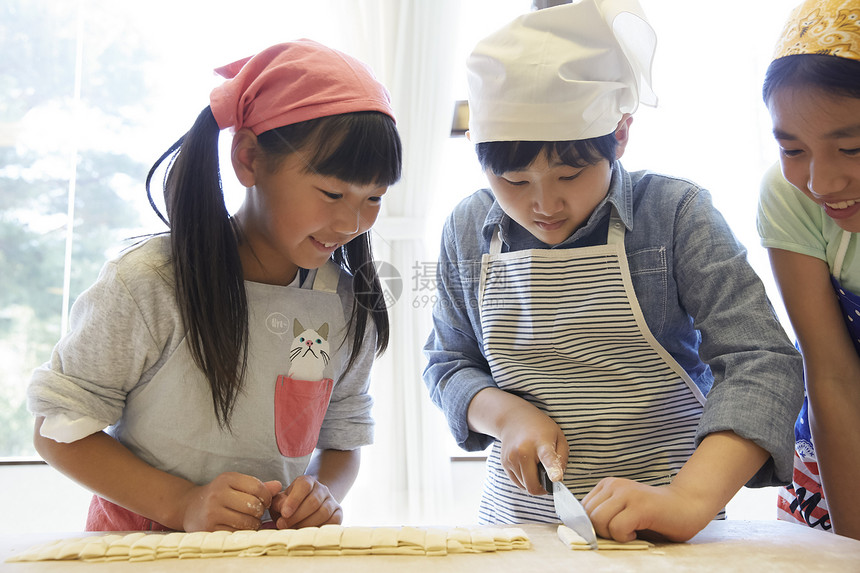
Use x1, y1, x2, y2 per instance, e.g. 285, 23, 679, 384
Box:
477, 210, 706, 524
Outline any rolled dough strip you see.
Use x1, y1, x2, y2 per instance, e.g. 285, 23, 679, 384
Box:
6, 526, 533, 562
557, 525, 654, 550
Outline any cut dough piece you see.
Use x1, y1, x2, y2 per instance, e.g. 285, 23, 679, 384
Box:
177, 531, 209, 559
557, 525, 654, 550
370, 527, 399, 554
313, 524, 345, 556
341, 526, 373, 555
287, 526, 319, 556
199, 530, 230, 558
221, 530, 258, 557
470, 528, 496, 552
80, 534, 123, 562
446, 527, 472, 553
155, 532, 185, 559
129, 534, 163, 562
238, 529, 276, 557
396, 526, 426, 555
258, 529, 293, 556
424, 528, 448, 556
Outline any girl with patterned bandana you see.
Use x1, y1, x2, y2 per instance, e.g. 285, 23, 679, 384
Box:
27, 41, 402, 532
757, 0, 860, 540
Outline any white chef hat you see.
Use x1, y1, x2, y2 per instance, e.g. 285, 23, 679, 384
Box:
467, 0, 658, 144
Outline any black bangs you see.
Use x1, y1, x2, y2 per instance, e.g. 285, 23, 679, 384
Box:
258, 111, 402, 187
763, 54, 860, 103
476, 133, 618, 175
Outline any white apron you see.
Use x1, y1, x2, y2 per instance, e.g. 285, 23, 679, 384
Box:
108, 262, 345, 514
477, 210, 706, 524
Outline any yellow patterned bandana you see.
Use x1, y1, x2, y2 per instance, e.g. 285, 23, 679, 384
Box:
773, 0, 860, 61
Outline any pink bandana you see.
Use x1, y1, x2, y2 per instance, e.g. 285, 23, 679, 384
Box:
210, 39, 395, 134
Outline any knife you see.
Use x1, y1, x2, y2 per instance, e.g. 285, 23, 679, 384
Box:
539, 464, 598, 550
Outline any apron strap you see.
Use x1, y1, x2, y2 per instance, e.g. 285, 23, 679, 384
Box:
308, 261, 340, 293
489, 227, 503, 256
833, 230, 852, 281
607, 210, 624, 246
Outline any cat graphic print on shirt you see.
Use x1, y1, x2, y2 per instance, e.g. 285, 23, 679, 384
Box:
288, 319, 331, 381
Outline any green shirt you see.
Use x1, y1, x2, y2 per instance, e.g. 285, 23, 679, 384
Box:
757, 162, 860, 292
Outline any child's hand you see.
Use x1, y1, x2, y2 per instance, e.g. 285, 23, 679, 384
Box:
178, 472, 282, 532
270, 474, 343, 529
582, 477, 714, 543
497, 403, 568, 496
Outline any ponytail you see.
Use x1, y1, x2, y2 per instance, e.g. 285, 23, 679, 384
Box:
146, 107, 248, 428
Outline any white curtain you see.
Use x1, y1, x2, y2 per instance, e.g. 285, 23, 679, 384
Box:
332, 0, 463, 525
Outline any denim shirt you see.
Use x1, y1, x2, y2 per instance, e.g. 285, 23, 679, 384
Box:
422, 162, 803, 486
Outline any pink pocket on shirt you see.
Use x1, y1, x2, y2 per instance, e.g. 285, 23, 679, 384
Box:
274, 375, 334, 458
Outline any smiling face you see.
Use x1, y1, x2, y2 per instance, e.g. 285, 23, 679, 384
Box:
768, 85, 860, 232
232, 132, 387, 285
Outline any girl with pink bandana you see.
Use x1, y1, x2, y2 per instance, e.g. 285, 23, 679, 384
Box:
757, 0, 860, 540
27, 40, 401, 532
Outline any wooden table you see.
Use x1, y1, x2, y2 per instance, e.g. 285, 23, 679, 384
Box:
2, 520, 859, 572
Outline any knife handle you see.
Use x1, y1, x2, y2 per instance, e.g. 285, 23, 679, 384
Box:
538, 463, 553, 494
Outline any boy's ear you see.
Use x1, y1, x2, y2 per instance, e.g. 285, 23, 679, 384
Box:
231, 128, 259, 187
613, 114, 633, 160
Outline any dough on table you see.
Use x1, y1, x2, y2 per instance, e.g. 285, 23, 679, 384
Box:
6, 526, 531, 562
557, 525, 654, 550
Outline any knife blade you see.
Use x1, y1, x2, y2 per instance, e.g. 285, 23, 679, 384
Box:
539, 464, 598, 550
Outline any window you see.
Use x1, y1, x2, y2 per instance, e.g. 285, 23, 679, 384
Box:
0, 0, 348, 458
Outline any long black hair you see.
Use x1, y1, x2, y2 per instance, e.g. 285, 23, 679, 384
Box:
146, 109, 401, 427
763, 54, 860, 103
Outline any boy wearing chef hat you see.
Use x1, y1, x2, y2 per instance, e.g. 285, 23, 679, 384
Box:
423, 0, 803, 543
